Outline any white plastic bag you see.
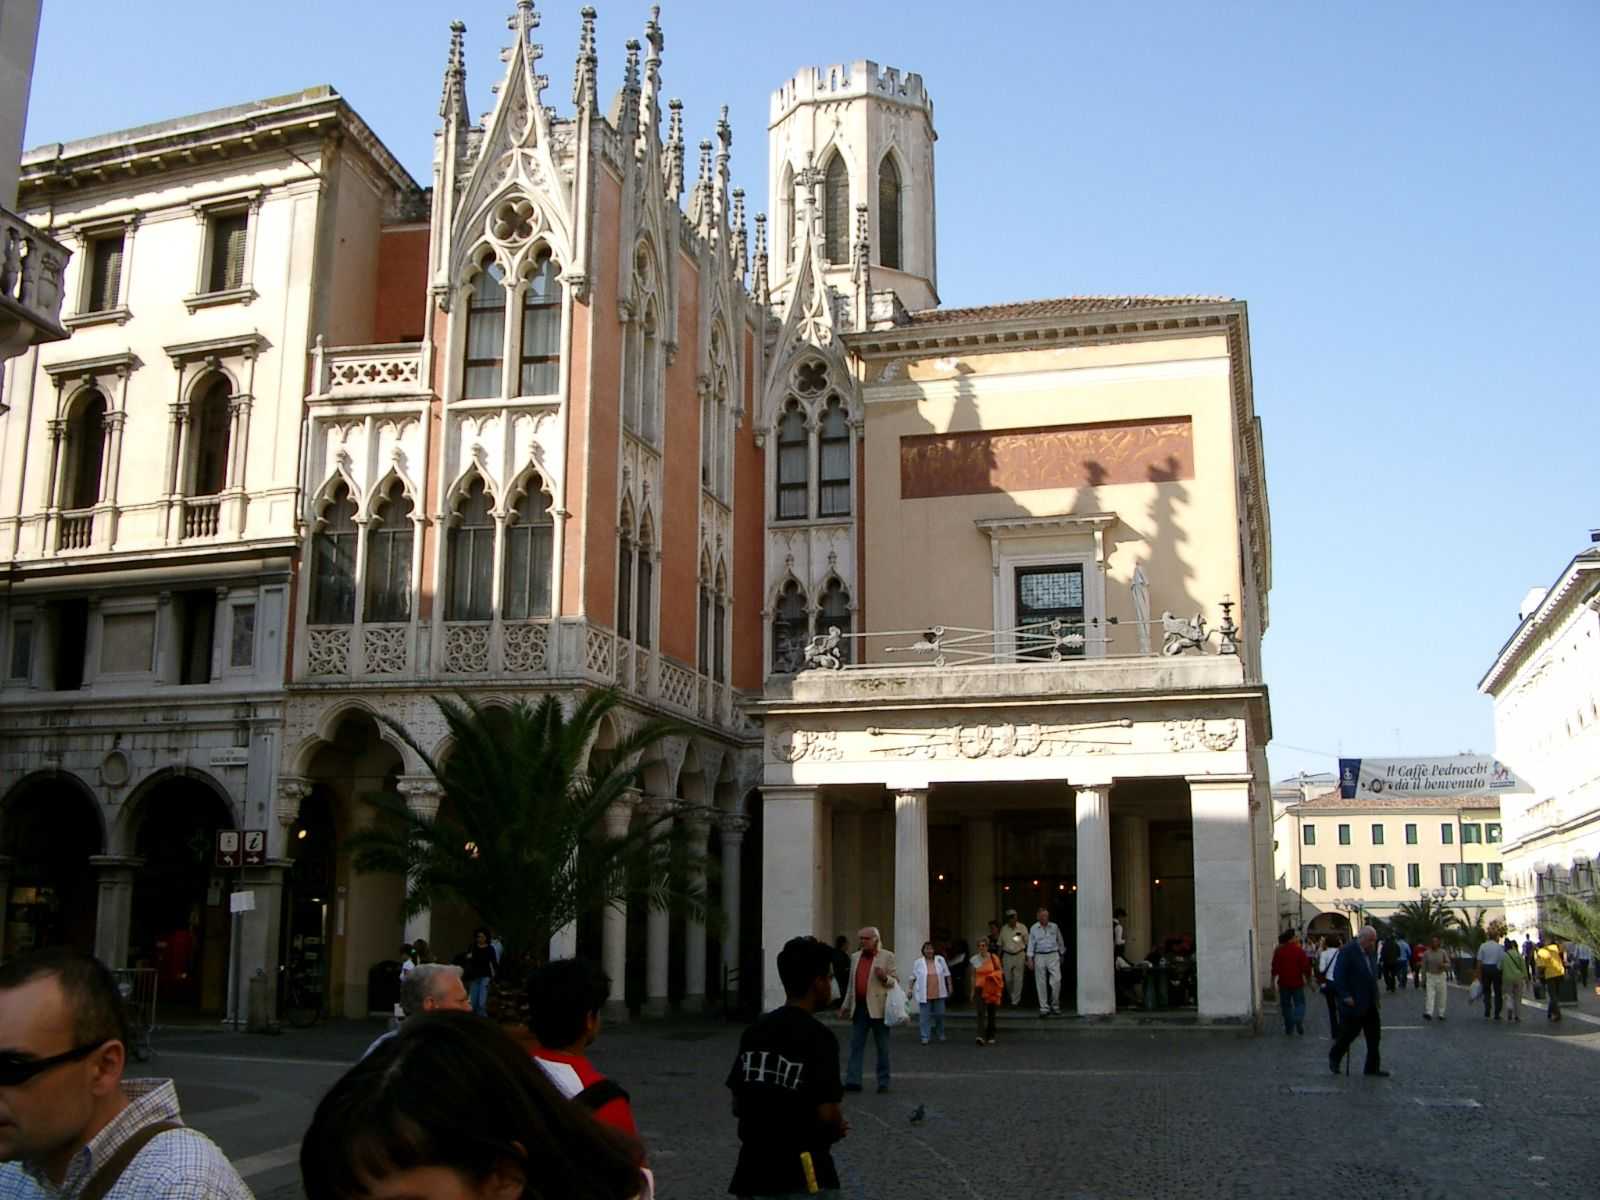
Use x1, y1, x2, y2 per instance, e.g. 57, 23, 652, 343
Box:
884, 982, 909, 1026
1469, 979, 1482, 1003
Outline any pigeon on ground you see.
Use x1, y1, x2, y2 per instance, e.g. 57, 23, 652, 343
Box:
909, 1104, 926, 1125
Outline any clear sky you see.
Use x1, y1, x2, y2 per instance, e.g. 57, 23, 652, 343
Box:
23, 2, 1600, 782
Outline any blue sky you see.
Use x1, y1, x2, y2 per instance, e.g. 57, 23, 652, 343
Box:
24, 2, 1599, 781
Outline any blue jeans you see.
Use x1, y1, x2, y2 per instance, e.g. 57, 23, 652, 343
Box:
468, 976, 490, 1016
846, 1006, 890, 1088
1279, 985, 1305, 1032
918, 997, 946, 1042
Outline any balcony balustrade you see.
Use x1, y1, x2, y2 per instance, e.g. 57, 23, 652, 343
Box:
310, 339, 430, 400
0, 208, 70, 400
182, 496, 222, 539
57, 509, 93, 551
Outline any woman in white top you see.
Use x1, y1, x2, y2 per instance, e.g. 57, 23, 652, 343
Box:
911, 941, 953, 1045
1317, 937, 1342, 1040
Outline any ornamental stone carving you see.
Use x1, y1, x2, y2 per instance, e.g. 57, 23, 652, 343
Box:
276, 776, 313, 828
866, 719, 1134, 760
398, 775, 444, 821
503, 621, 550, 672
1162, 718, 1241, 752
306, 628, 351, 677
363, 626, 409, 676
768, 725, 842, 763
443, 624, 491, 674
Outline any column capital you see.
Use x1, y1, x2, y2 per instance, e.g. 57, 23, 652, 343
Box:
276, 776, 313, 828
89, 855, 145, 874
892, 786, 929, 805
675, 801, 715, 833
1184, 774, 1255, 790
761, 784, 818, 804
398, 775, 444, 819
719, 812, 752, 840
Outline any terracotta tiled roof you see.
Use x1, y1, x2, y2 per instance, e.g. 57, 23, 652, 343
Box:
905, 295, 1234, 326
1290, 789, 1501, 813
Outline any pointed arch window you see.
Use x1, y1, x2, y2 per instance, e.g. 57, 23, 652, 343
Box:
309, 483, 358, 625
191, 377, 232, 497
617, 512, 635, 640
640, 310, 661, 445
503, 481, 554, 619
817, 578, 852, 665
698, 564, 712, 675
879, 155, 902, 271
463, 263, 507, 400
446, 478, 495, 621
823, 155, 850, 263
64, 390, 108, 510
634, 521, 655, 650
818, 396, 851, 517
776, 402, 808, 520
781, 165, 796, 267
364, 480, 414, 623
772, 581, 808, 674
713, 563, 728, 684
518, 254, 562, 396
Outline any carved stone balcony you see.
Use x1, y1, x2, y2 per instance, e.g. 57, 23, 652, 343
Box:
309, 339, 431, 401
182, 496, 222, 539
57, 509, 94, 551
0, 207, 70, 411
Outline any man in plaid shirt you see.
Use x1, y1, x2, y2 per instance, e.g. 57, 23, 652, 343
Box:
0, 949, 252, 1199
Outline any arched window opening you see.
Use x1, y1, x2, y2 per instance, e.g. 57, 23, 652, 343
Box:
713, 563, 728, 684
309, 483, 358, 625
640, 311, 661, 444
364, 480, 414, 623
771, 581, 808, 674
503, 482, 554, 620
623, 317, 641, 434
191, 377, 232, 497
818, 396, 850, 517
817, 578, 852, 665
823, 155, 849, 263
701, 388, 714, 489
879, 155, 902, 271
781, 165, 796, 266
463, 262, 507, 400
519, 254, 562, 396
634, 521, 655, 650
616, 508, 635, 639
698, 565, 712, 675
446, 478, 495, 621
65, 390, 107, 510
776, 402, 808, 520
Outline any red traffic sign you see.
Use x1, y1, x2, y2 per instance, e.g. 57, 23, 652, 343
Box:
242, 829, 267, 866
215, 830, 241, 869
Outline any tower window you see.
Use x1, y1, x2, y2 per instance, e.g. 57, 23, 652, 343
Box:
518, 255, 562, 396
823, 155, 849, 263
879, 155, 902, 271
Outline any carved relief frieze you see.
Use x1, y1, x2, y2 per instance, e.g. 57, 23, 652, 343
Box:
1162, 718, 1242, 753
864, 719, 1135, 760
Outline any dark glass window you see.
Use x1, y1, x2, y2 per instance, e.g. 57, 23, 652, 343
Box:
816, 578, 852, 665
823, 155, 849, 263
192, 377, 232, 497
1014, 564, 1084, 658
53, 599, 88, 691
776, 405, 808, 520
463, 265, 507, 400
309, 484, 358, 625
772, 582, 807, 673
364, 482, 414, 623
698, 582, 712, 674
86, 234, 124, 312
878, 155, 901, 270
519, 256, 562, 396
65, 390, 107, 510
446, 478, 495, 621
177, 590, 217, 685
208, 212, 248, 293
503, 485, 553, 620
616, 537, 633, 640
8, 619, 33, 680
713, 591, 727, 683
634, 542, 653, 650
818, 398, 850, 516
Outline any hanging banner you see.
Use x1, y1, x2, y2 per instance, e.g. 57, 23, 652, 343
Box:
1337, 755, 1529, 799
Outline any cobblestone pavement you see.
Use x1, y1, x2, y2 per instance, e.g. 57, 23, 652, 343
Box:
154, 983, 1600, 1199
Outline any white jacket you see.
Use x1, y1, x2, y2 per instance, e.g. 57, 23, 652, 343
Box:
909, 954, 953, 1004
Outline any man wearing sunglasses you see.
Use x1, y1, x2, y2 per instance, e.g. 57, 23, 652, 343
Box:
0, 948, 251, 1198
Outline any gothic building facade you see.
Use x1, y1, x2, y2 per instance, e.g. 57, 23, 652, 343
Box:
1, 2, 1275, 1024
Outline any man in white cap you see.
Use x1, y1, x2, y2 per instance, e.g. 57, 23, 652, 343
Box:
998, 908, 1029, 1006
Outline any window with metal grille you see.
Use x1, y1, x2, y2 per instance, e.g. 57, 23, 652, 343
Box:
446, 478, 495, 620
519, 256, 562, 396
878, 155, 901, 270
191, 377, 231, 496
207, 213, 248, 293
816, 578, 851, 665
364, 481, 414, 623
463, 265, 507, 400
503, 485, 553, 620
1014, 565, 1084, 658
776, 405, 808, 520
86, 234, 124, 312
310, 484, 358, 625
823, 155, 849, 263
818, 397, 850, 516
65, 390, 107, 510
772, 582, 807, 673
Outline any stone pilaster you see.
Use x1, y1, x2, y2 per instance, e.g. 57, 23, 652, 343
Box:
1074, 784, 1114, 1017
893, 788, 929, 961
397, 775, 443, 948
1189, 775, 1257, 1022
1112, 813, 1152, 962
761, 786, 828, 1012
90, 856, 143, 969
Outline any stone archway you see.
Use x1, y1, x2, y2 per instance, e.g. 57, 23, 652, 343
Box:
0, 772, 105, 958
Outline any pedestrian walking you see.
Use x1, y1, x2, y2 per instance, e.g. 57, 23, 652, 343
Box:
1409, 939, 1425, 989
1395, 936, 1411, 990
970, 937, 1003, 1045
0, 948, 253, 1199
1535, 937, 1566, 1022
1328, 926, 1389, 1077
364, 962, 473, 1058
1269, 928, 1311, 1035
1379, 935, 1401, 993
463, 927, 498, 1016
1500, 937, 1528, 1022
830, 937, 851, 1009
1476, 935, 1506, 1019
726, 937, 848, 1199
1575, 942, 1592, 987
997, 909, 1029, 1006
527, 958, 639, 1142
1317, 936, 1343, 1038
1026, 906, 1067, 1016
910, 942, 952, 1045
839, 926, 899, 1093
302, 1012, 650, 1200
1421, 936, 1450, 1022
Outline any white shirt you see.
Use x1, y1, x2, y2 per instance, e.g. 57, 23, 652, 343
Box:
1027, 922, 1064, 956
1318, 946, 1339, 978
1477, 940, 1506, 968
534, 1057, 584, 1099
910, 955, 953, 1004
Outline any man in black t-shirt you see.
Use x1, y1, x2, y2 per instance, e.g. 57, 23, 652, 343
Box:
726, 936, 848, 1197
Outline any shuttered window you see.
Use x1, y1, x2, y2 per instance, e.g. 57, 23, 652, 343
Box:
208, 213, 248, 293
86, 235, 125, 312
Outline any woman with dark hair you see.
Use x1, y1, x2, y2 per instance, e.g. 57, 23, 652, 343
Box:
464, 928, 498, 1016
301, 1012, 650, 1200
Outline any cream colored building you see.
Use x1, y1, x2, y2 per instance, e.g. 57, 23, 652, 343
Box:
1274, 786, 1505, 937
1480, 534, 1600, 939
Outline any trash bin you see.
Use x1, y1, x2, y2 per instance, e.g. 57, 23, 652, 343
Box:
367, 959, 402, 1015
1555, 974, 1579, 1004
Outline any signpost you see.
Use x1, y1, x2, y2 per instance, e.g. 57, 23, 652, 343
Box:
217, 830, 267, 1031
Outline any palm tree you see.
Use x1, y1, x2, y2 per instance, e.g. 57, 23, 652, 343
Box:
345, 688, 707, 981
1545, 892, 1600, 950
1389, 897, 1458, 947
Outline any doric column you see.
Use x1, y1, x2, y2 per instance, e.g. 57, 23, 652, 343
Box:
601, 790, 637, 1019
1188, 775, 1258, 1022
640, 795, 675, 1017
761, 785, 829, 1012
893, 787, 930, 962
962, 817, 996, 949
90, 856, 143, 969
719, 812, 750, 1007
397, 775, 444, 948
1112, 814, 1152, 962
679, 805, 713, 1009
1075, 784, 1115, 1017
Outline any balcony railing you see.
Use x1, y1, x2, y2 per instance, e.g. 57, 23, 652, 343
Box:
182, 496, 222, 539
310, 338, 429, 399
0, 207, 70, 364
57, 509, 93, 551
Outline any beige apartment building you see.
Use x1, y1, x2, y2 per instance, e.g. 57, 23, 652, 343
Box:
1275, 788, 1505, 937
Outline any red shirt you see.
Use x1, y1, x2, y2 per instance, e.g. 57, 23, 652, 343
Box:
1271, 941, 1311, 988
532, 1047, 638, 1140
854, 949, 875, 1005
